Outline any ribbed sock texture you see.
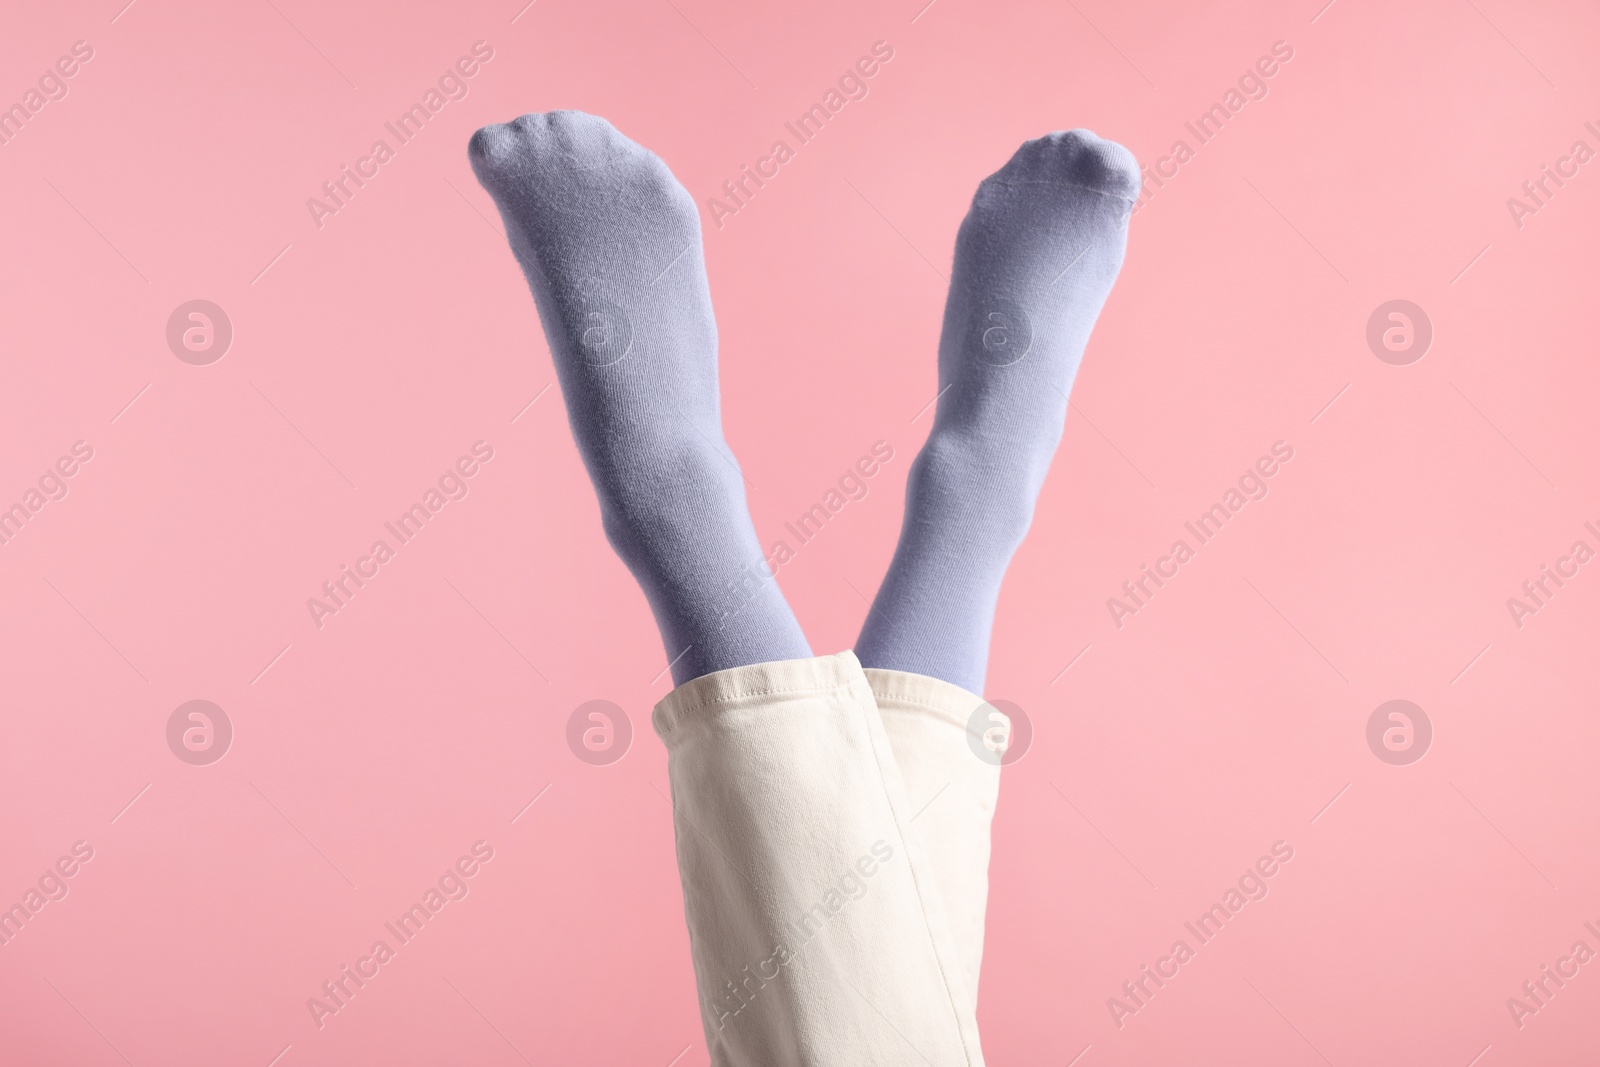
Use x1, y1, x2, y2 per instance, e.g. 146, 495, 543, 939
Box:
469, 111, 810, 685
856, 130, 1139, 694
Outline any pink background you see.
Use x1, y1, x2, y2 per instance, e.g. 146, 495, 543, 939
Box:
2, 0, 1597, 1063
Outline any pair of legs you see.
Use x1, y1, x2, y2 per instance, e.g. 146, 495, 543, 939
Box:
468, 110, 1136, 694
470, 112, 1136, 1063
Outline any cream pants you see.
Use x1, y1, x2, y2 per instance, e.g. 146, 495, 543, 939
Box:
652, 651, 1009, 1066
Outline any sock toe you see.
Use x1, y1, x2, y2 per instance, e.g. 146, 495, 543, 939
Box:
994, 129, 1141, 201
469, 110, 641, 185
467, 117, 541, 179
471, 110, 692, 228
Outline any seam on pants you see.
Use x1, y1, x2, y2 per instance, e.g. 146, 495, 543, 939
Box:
875, 695, 972, 726
656, 680, 856, 728
862, 669, 990, 727
885, 697, 956, 713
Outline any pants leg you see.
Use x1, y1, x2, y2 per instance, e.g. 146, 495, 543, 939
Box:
653, 652, 986, 1067
863, 668, 1006, 1010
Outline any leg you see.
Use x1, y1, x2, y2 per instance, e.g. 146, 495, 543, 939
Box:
856, 130, 1139, 694
469, 111, 810, 684
858, 130, 1139, 1004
